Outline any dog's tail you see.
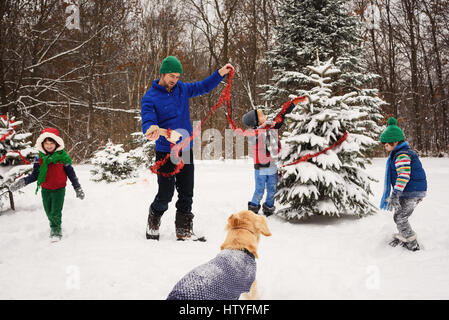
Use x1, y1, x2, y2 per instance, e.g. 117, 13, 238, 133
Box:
241, 280, 259, 300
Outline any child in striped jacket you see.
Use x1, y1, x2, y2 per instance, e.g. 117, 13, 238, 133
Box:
379, 117, 427, 251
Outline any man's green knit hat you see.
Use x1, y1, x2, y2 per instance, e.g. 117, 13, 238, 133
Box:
159, 56, 183, 74
380, 117, 405, 143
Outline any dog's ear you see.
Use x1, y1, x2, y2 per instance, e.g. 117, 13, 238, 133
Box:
256, 215, 272, 236
227, 213, 239, 229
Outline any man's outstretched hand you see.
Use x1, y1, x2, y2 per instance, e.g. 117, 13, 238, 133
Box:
219, 63, 235, 77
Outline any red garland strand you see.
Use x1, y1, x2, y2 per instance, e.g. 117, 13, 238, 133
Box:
166, 128, 172, 140
0, 151, 31, 165
149, 69, 347, 176
0, 115, 17, 142
281, 131, 348, 168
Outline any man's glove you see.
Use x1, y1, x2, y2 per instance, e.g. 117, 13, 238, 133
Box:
9, 178, 26, 192
387, 191, 401, 211
75, 187, 85, 200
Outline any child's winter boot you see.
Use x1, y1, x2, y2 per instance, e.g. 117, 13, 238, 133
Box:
50, 227, 62, 242
389, 233, 402, 247
262, 203, 275, 216
146, 206, 162, 240
389, 238, 401, 247
404, 240, 420, 251
402, 233, 420, 251
390, 233, 420, 251
247, 202, 261, 214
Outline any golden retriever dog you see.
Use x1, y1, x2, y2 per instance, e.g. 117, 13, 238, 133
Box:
166, 210, 271, 300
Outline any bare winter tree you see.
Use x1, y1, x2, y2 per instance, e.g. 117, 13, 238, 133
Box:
0, 0, 144, 161
355, 0, 449, 155
181, 0, 280, 146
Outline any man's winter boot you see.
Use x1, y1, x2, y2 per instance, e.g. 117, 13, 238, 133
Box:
248, 202, 261, 214
175, 211, 206, 241
146, 207, 162, 240
175, 211, 194, 240
262, 203, 275, 217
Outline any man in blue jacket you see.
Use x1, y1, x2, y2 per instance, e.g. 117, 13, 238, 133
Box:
141, 56, 234, 241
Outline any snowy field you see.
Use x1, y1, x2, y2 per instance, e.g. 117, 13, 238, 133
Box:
0, 157, 448, 300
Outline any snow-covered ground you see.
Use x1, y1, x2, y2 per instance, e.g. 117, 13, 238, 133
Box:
0, 157, 448, 300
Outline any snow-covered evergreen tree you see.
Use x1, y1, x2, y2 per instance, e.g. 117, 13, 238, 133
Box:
0, 115, 35, 211
276, 58, 380, 220
0, 115, 37, 166
90, 140, 136, 183
0, 164, 33, 207
128, 117, 155, 168
128, 131, 155, 168
264, 0, 380, 104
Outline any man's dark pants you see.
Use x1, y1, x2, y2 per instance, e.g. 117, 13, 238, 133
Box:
150, 150, 194, 216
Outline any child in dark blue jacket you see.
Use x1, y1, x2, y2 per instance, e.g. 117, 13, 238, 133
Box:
379, 117, 427, 251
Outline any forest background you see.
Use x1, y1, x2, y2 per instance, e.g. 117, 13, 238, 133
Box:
1, 0, 448, 162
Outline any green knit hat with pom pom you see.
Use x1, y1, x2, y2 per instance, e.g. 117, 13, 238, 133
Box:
380, 117, 405, 143
159, 56, 183, 74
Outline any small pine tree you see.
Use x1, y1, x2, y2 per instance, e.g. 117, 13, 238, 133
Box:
276, 58, 381, 220
90, 140, 136, 183
0, 164, 33, 190
0, 164, 34, 212
128, 117, 155, 168
128, 132, 155, 168
0, 115, 37, 166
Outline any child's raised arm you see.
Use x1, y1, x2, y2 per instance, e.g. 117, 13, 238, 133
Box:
273, 102, 296, 129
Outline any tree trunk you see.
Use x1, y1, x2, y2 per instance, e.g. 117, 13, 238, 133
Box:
403, 0, 422, 150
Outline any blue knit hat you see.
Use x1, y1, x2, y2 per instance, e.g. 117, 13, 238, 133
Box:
242, 110, 258, 128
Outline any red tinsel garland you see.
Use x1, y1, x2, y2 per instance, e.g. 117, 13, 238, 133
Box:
281, 131, 348, 168
0, 151, 31, 165
0, 115, 17, 142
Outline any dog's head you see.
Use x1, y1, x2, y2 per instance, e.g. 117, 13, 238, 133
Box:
221, 210, 272, 258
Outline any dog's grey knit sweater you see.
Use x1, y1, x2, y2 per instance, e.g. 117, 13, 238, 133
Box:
167, 249, 256, 300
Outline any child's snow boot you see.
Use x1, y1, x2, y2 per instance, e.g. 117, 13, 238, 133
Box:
403, 240, 420, 251
248, 202, 261, 214
262, 203, 275, 217
389, 238, 401, 247
146, 207, 161, 240
389, 233, 402, 247
50, 228, 62, 242
401, 233, 420, 251
390, 233, 420, 251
